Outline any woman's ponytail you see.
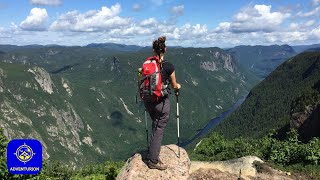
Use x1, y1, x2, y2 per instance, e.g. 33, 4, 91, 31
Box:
153, 36, 166, 56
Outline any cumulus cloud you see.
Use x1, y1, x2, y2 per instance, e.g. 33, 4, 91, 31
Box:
171, 5, 184, 16
50, 4, 131, 32
229, 5, 291, 33
215, 22, 231, 32
30, 0, 61, 6
20, 8, 48, 31
109, 26, 153, 37
163, 23, 208, 41
140, 18, 158, 27
3, 2, 320, 47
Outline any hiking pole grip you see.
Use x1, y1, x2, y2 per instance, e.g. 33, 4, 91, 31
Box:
174, 89, 180, 97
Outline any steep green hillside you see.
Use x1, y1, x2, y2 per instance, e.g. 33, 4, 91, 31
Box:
0, 46, 258, 166
228, 45, 296, 79
213, 51, 320, 139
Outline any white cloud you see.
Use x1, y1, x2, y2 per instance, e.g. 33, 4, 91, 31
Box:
0, 27, 11, 39
313, 0, 320, 6
297, 7, 320, 17
110, 26, 153, 37
20, 8, 48, 31
171, 5, 184, 16
215, 22, 231, 32
288, 19, 316, 31
306, 20, 316, 26
132, 3, 142, 11
163, 23, 208, 41
50, 4, 131, 32
229, 5, 290, 33
289, 23, 299, 30
30, 0, 61, 6
2, 2, 320, 47
140, 18, 158, 27
311, 26, 320, 38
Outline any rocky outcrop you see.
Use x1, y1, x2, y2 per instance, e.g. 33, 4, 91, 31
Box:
190, 156, 262, 178
209, 50, 235, 73
200, 50, 235, 73
117, 144, 190, 180
28, 67, 54, 94
189, 156, 294, 179
200, 61, 217, 71
117, 145, 296, 180
49, 103, 84, 155
223, 55, 235, 73
190, 160, 295, 180
61, 77, 72, 96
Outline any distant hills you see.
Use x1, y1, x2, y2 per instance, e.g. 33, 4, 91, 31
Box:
86, 43, 143, 52
2, 42, 317, 80
292, 44, 320, 53
227, 45, 296, 79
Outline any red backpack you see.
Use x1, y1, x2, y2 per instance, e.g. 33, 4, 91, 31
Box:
139, 56, 164, 102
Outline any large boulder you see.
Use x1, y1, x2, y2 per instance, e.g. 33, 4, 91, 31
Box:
189, 156, 295, 180
116, 144, 190, 180
190, 156, 263, 178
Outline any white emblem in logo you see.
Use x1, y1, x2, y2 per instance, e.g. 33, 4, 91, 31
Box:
14, 143, 35, 164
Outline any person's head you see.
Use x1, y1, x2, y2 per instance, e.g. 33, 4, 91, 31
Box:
153, 36, 166, 57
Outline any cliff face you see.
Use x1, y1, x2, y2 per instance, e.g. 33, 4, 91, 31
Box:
27, 67, 54, 94
0, 64, 91, 165
199, 50, 235, 73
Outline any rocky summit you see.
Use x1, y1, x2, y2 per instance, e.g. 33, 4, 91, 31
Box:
117, 144, 297, 180
116, 144, 190, 180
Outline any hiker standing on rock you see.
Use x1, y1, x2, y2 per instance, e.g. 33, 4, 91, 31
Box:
140, 36, 181, 170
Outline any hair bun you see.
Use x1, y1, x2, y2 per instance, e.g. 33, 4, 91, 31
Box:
158, 36, 166, 43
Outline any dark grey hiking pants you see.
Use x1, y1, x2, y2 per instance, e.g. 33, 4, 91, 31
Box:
144, 97, 170, 163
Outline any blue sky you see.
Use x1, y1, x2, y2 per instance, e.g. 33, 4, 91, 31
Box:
0, 0, 319, 47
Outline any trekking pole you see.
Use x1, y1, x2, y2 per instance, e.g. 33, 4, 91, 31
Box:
175, 89, 180, 158
145, 109, 149, 151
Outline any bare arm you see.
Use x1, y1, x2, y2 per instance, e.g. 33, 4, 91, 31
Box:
170, 71, 181, 90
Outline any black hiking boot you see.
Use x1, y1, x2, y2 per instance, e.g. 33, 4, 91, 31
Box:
147, 160, 168, 170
